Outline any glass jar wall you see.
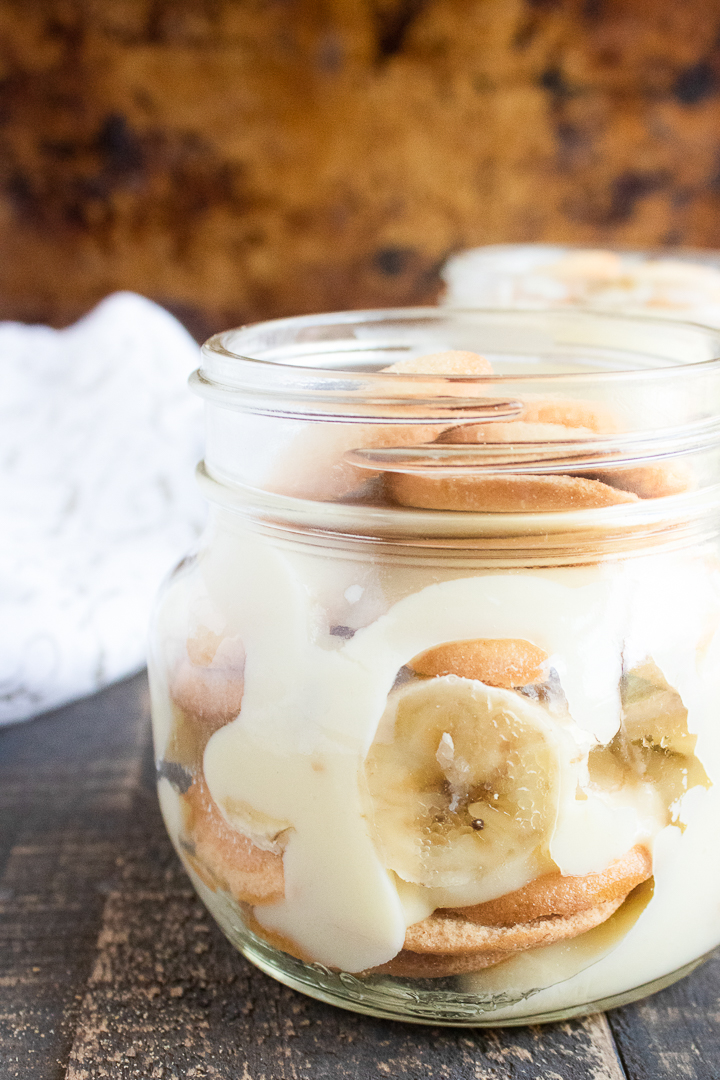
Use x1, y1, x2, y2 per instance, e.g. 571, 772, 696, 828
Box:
149, 309, 720, 1025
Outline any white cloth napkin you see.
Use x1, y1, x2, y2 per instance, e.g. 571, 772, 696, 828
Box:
1, 292, 206, 725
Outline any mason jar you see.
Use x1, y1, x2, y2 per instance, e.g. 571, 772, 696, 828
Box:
149, 308, 720, 1025
441, 244, 720, 328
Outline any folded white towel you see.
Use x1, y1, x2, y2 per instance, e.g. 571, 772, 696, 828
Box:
0, 292, 205, 724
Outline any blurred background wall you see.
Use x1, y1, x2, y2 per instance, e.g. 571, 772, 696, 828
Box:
2, 0, 720, 338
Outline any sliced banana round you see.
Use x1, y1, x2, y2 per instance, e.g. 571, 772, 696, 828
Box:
363, 675, 577, 903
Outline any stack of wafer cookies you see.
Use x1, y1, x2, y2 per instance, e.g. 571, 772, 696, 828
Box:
376, 845, 651, 977
379, 350, 689, 511
267, 348, 689, 508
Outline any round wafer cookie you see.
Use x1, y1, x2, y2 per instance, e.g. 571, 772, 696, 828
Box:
181, 774, 284, 906
438, 412, 691, 501
171, 628, 245, 729
385, 470, 639, 512
445, 845, 652, 926
382, 355, 639, 511
265, 351, 492, 502
384, 350, 493, 376
408, 638, 548, 688
374, 897, 625, 977
519, 398, 618, 433
577, 462, 692, 499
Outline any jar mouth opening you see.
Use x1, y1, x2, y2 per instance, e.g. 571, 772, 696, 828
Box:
196, 307, 720, 513
199, 307, 720, 390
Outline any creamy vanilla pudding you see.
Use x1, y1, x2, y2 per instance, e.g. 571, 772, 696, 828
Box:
149, 309, 720, 1024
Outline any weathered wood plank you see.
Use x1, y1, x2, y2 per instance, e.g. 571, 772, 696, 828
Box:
0, 674, 149, 1080
607, 952, 720, 1080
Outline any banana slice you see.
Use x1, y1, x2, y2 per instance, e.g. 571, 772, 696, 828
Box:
363, 676, 572, 901
622, 660, 697, 755
216, 793, 291, 854
588, 659, 711, 817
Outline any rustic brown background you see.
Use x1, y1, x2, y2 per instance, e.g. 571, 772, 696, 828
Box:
3, 0, 720, 338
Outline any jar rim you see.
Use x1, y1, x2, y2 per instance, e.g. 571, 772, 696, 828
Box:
198, 306, 720, 393
195, 307, 720, 533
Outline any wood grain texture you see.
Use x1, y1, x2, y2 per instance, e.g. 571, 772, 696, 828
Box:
0, 673, 717, 1078
607, 954, 720, 1080
0, 675, 148, 1080
2, 1, 720, 336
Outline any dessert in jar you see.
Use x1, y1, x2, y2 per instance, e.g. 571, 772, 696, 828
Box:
149, 308, 720, 1025
442, 243, 720, 326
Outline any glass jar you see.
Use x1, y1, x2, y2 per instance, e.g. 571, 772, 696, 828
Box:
441, 244, 720, 327
149, 308, 720, 1026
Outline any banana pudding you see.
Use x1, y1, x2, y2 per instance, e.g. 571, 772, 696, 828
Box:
442, 244, 720, 327
149, 308, 720, 1024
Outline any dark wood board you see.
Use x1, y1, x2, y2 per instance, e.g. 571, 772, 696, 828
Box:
0, 675, 718, 1080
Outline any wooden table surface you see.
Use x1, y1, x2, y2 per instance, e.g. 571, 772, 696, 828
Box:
2, 673, 720, 1080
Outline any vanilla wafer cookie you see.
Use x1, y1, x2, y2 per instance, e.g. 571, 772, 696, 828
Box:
375, 897, 625, 977
408, 638, 548, 688
265, 350, 493, 502
171, 628, 246, 729
385, 470, 639, 512
447, 845, 652, 926
181, 774, 285, 906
